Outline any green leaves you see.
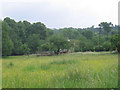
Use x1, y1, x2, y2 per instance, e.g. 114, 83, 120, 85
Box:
2, 17, 48, 55
99, 22, 113, 36
2, 17, 119, 55
111, 34, 120, 52
48, 35, 71, 53
2, 21, 13, 56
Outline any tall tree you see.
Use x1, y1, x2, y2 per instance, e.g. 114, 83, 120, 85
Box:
49, 35, 71, 55
17, 21, 26, 43
111, 34, 120, 52
2, 21, 13, 56
27, 34, 43, 53
27, 22, 47, 40
99, 22, 113, 40
82, 30, 94, 39
4, 17, 23, 55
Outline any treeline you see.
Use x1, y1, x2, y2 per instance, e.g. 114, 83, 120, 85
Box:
2, 17, 120, 56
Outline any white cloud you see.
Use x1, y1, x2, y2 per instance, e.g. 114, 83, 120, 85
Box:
1, 0, 119, 28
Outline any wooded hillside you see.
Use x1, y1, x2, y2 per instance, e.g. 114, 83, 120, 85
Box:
2, 17, 120, 56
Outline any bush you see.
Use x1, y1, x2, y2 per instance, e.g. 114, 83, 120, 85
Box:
8, 62, 14, 67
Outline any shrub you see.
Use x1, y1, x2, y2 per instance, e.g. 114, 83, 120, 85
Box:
8, 62, 14, 67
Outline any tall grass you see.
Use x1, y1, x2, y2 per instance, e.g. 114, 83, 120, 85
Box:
2, 52, 118, 88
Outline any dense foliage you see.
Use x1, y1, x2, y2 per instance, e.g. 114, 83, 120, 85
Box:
2, 17, 119, 56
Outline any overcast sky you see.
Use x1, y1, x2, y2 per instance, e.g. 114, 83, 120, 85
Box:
0, 0, 119, 28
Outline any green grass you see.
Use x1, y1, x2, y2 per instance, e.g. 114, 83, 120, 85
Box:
2, 52, 118, 88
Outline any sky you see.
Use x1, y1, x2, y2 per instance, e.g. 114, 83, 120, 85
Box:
0, 0, 119, 29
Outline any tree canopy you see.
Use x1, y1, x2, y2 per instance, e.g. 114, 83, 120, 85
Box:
2, 17, 119, 56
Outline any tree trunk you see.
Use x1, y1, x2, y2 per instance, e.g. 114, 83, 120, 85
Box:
57, 48, 60, 55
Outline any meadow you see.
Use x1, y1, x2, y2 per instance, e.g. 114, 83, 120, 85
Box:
2, 52, 118, 88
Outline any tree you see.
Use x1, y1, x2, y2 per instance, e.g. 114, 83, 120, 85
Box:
70, 39, 80, 52
4, 17, 23, 55
99, 22, 113, 40
111, 34, 120, 52
20, 44, 30, 55
2, 21, 13, 56
40, 43, 51, 51
102, 41, 111, 51
46, 28, 54, 37
17, 21, 26, 43
48, 35, 71, 55
27, 22, 47, 40
79, 38, 93, 51
2, 17, 118, 55
82, 30, 94, 39
27, 34, 42, 53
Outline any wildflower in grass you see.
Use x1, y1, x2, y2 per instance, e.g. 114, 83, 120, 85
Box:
67, 76, 70, 79
2, 53, 118, 88
87, 69, 90, 73
37, 72, 39, 74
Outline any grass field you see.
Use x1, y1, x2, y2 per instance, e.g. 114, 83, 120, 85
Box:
2, 52, 118, 88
